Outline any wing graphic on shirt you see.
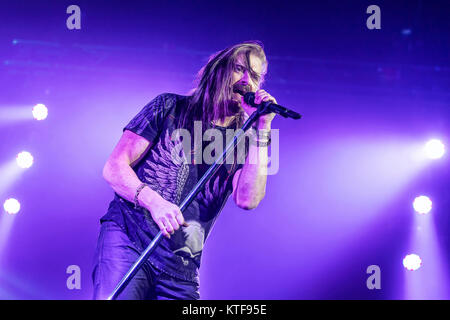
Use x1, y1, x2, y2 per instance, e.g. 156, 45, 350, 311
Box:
142, 130, 189, 205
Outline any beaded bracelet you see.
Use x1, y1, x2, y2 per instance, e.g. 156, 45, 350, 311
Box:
134, 183, 148, 209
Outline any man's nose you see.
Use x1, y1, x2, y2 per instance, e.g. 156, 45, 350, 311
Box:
240, 70, 250, 85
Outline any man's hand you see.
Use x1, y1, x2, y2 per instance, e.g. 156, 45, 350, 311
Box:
240, 89, 277, 129
140, 187, 188, 239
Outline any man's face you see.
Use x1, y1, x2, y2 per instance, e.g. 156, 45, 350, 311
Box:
231, 53, 264, 105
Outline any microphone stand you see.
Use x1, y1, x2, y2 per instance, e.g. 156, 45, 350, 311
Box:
107, 99, 301, 300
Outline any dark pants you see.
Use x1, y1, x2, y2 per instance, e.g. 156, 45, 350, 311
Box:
92, 221, 200, 300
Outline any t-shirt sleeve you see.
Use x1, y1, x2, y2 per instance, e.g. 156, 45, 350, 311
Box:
123, 94, 167, 143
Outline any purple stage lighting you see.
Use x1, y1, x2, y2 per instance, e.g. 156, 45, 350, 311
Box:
413, 196, 432, 215
3, 198, 20, 215
424, 139, 445, 159
32, 104, 48, 121
16, 151, 34, 169
403, 254, 422, 271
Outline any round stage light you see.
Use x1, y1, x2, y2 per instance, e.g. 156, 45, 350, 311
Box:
403, 254, 422, 271
425, 139, 445, 159
3, 198, 20, 215
413, 195, 432, 214
32, 103, 48, 121
16, 151, 34, 169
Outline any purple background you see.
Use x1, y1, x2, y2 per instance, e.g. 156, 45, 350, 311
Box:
0, 0, 449, 299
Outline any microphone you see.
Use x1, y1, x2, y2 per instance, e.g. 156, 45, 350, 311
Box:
233, 84, 301, 120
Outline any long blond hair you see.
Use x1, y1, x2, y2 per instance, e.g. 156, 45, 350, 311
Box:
179, 41, 267, 131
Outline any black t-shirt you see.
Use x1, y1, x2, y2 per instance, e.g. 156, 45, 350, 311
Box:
100, 93, 245, 282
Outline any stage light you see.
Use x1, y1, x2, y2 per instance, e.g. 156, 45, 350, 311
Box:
16, 151, 34, 169
424, 139, 445, 159
401, 28, 412, 36
32, 103, 48, 121
413, 195, 432, 214
403, 254, 422, 271
3, 198, 20, 215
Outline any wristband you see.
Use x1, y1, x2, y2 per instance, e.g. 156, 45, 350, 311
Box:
249, 127, 271, 147
250, 137, 271, 147
134, 183, 148, 209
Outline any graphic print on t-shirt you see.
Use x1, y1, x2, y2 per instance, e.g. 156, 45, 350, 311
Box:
139, 126, 236, 265
142, 129, 190, 205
